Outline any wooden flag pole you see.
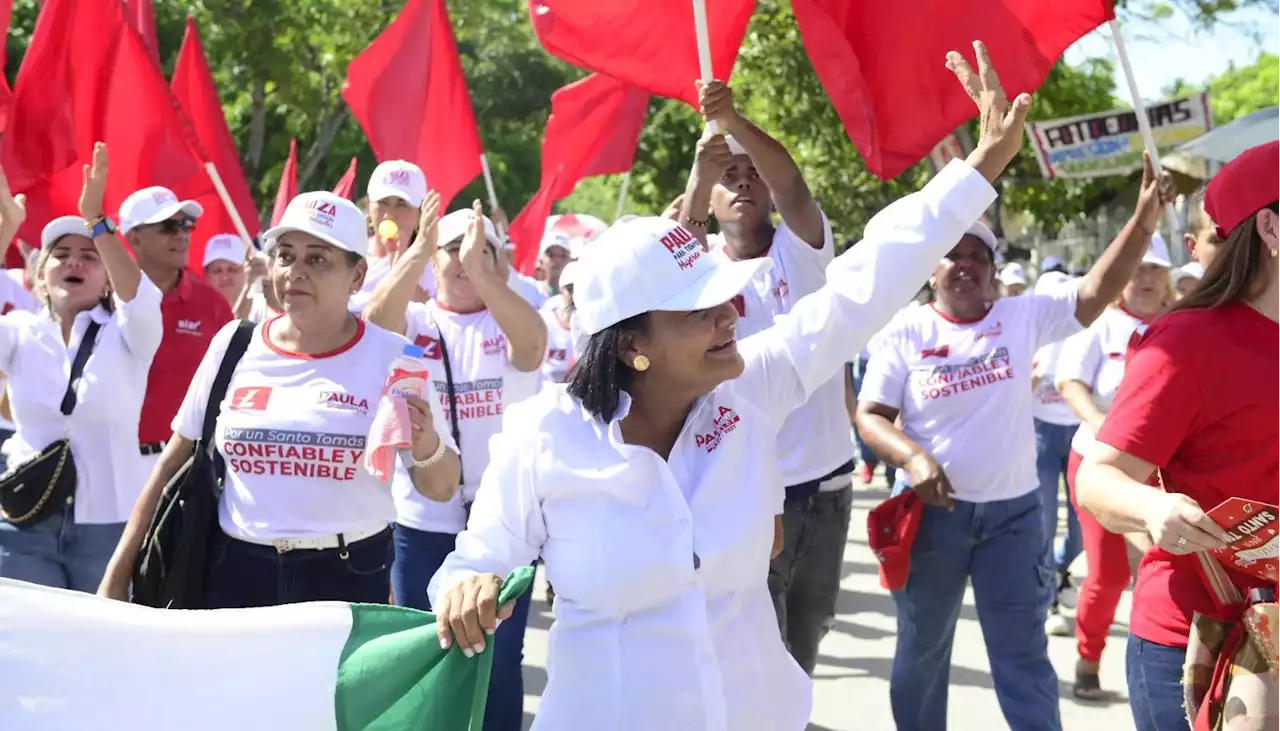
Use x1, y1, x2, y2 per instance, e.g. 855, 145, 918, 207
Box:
614, 171, 632, 222
204, 162, 255, 256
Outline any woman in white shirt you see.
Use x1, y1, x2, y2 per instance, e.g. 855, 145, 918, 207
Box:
364, 199, 546, 731
429, 45, 1029, 731
854, 152, 1175, 731
539, 260, 580, 388
1053, 235, 1171, 700
0, 145, 163, 592
98, 191, 460, 607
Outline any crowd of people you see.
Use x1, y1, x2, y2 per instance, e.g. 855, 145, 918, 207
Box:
0, 41, 1274, 731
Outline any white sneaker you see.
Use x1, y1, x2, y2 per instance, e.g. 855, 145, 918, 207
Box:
1045, 611, 1071, 637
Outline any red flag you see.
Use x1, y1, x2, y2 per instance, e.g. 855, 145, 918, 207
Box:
792, 0, 1114, 180
343, 0, 482, 209
332, 157, 358, 199
124, 0, 160, 64
508, 74, 648, 274
1, 0, 211, 258
528, 0, 753, 107
271, 139, 298, 227
172, 15, 261, 272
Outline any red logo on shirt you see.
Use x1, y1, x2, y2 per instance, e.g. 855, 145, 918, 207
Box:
0, 302, 13, 316
482, 335, 506, 356
920, 345, 950, 359
413, 335, 442, 359
694, 405, 742, 454
318, 390, 370, 415
229, 387, 272, 411
548, 348, 568, 362
771, 278, 789, 303
975, 320, 1003, 340
1107, 352, 1125, 361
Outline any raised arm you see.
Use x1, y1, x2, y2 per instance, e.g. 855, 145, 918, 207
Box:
459, 200, 547, 372
1073, 153, 1177, 327
364, 191, 441, 335
79, 143, 141, 303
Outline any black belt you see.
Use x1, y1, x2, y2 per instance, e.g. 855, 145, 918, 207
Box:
784, 459, 856, 500
140, 442, 167, 456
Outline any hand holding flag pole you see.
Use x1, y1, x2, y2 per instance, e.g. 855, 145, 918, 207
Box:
1109, 20, 1181, 235
479, 154, 502, 236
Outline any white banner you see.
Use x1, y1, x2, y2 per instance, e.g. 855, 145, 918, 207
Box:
1027, 92, 1212, 179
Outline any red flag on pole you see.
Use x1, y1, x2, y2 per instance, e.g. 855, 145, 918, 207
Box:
1, 0, 211, 259
271, 140, 298, 227
528, 0, 753, 107
332, 157, 359, 199
343, 0, 482, 209
172, 14, 261, 272
791, 0, 1114, 180
123, 0, 160, 65
508, 74, 648, 274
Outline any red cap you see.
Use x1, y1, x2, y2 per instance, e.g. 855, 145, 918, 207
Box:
1204, 141, 1280, 239
867, 491, 924, 591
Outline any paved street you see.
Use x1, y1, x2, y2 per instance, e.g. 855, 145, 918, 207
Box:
517, 476, 1138, 730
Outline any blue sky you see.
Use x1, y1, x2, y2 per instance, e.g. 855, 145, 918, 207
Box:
1062, 5, 1279, 102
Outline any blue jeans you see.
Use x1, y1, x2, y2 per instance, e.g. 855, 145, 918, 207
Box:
0, 504, 124, 592
890, 486, 1061, 731
1034, 419, 1081, 582
392, 523, 532, 731
849, 359, 880, 470
1127, 635, 1190, 731
205, 527, 393, 607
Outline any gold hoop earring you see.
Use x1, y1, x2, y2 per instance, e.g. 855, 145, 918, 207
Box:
1270, 248, 1278, 259
632, 355, 650, 372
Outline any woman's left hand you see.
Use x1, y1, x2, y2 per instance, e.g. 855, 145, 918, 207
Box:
78, 142, 108, 222
406, 394, 440, 461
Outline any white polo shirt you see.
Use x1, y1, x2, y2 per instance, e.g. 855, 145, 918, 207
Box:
0, 273, 40, 432
392, 300, 541, 534
860, 288, 1084, 503
172, 316, 456, 541
1055, 305, 1149, 457
428, 158, 998, 731
709, 213, 852, 488
538, 298, 577, 388
0, 276, 164, 523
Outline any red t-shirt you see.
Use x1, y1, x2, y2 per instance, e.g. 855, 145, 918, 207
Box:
1097, 302, 1278, 648
138, 272, 233, 444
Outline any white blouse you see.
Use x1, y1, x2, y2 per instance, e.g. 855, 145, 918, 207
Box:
0, 276, 163, 524
429, 160, 997, 731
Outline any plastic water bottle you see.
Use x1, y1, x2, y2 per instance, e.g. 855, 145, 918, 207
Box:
385, 344, 428, 399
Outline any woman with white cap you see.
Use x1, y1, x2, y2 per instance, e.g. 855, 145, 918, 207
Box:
854, 151, 1176, 731
539, 259, 580, 388
0, 145, 164, 592
364, 199, 546, 731
427, 43, 1030, 731
98, 190, 460, 607
1000, 262, 1027, 296
1054, 232, 1172, 700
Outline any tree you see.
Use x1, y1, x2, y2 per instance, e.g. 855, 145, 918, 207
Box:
1166, 52, 1279, 125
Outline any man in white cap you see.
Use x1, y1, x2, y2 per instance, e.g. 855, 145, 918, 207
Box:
535, 230, 574, 298
360, 160, 429, 298
1000, 262, 1028, 297
118, 185, 233, 472
678, 79, 850, 676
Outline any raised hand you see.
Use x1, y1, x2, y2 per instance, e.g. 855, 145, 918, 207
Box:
0, 165, 27, 234
1133, 151, 1177, 234
697, 80, 741, 131
412, 190, 442, 259
459, 199, 492, 276
949, 41, 1032, 183
693, 129, 733, 184
79, 142, 109, 222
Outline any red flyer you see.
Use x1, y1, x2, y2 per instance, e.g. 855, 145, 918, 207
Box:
1206, 498, 1279, 583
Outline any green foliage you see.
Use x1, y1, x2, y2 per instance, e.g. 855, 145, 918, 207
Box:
1166, 52, 1279, 125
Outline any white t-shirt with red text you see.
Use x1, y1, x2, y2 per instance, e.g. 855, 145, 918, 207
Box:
1055, 305, 1149, 457
859, 289, 1083, 502
1030, 339, 1081, 426
393, 300, 542, 533
172, 316, 455, 540
708, 214, 851, 487
539, 298, 577, 388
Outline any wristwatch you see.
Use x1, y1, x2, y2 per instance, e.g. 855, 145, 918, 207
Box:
88, 217, 116, 238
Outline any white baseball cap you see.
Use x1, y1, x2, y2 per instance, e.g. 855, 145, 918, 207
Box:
437, 208, 503, 250
999, 262, 1027, 286
1173, 261, 1204, 283
118, 186, 203, 235
367, 160, 427, 208
41, 216, 90, 249
1035, 271, 1071, 294
540, 231, 574, 257
1142, 232, 1172, 268
964, 221, 998, 252
559, 260, 581, 289
263, 191, 369, 256
202, 234, 246, 268
575, 216, 770, 335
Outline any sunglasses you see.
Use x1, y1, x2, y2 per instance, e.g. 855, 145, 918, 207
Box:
146, 217, 196, 235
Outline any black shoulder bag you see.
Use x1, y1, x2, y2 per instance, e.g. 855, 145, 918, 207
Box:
436, 327, 464, 486
132, 320, 255, 609
0, 321, 102, 526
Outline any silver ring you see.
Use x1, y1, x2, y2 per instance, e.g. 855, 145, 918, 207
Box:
1175, 536, 1189, 550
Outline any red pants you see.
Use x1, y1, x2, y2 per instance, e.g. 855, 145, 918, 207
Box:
1067, 449, 1132, 663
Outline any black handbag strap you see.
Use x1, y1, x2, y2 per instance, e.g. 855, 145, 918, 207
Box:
435, 326, 464, 485
60, 321, 102, 415
201, 321, 256, 445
